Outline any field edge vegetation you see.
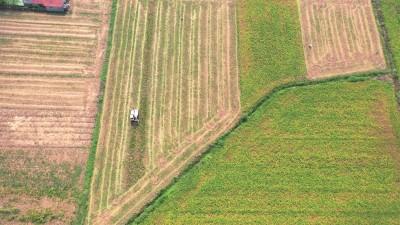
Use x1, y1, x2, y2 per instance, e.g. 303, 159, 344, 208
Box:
128, 71, 394, 224
126, 0, 400, 222
72, 0, 116, 224
83, 0, 400, 224
374, 0, 400, 79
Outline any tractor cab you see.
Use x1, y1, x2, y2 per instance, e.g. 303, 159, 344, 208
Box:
130, 108, 139, 126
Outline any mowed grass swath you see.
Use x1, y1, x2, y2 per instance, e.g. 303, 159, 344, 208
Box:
0, 0, 111, 224
237, 0, 306, 111
299, 0, 386, 79
88, 0, 240, 224
133, 79, 400, 225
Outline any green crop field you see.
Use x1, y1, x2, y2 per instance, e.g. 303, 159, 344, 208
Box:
2, 0, 400, 224
381, 0, 400, 76
132, 79, 400, 224
237, 0, 306, 111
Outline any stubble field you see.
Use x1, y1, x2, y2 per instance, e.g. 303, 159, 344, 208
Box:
0, 0, 110, 224
299, 0, 386, 78
88, 0, 240, 224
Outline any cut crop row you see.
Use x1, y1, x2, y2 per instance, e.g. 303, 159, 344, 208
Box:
299, 0, 386, 78
88, 0, 140, 222
89, 1, 240, 224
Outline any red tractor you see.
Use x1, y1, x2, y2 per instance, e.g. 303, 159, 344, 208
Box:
23, 0, 70, 12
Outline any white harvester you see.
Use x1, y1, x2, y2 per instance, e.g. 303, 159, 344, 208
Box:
130, 108, 139, 126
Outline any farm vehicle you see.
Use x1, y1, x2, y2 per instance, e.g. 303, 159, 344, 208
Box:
0, 0, 70, 13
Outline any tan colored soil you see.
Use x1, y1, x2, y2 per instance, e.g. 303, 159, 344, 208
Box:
0, 0, 112, 224
299, 0, 386, 79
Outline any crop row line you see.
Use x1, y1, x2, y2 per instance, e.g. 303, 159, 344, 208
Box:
109, 0, 141, 202
159, 2, 169, 157
105, 0, 136, 207
147, 0, 163, 172
87, 0, 126, 221
115, 0, 144, 195
98, 0, 133, 211
88, 1, 241, 224
103, 110, 241, 225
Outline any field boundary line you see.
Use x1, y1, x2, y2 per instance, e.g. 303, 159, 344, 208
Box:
176, 4, 186, 146
107, 0, 138, 205
196, 6, 202, 130
106, 110, 240, 225
117, 1, 143, 193
129, 69, 390, 224
148, 0, 163, 172
86, 1, 397, 224
371, 0, 400, 102
206, 3, 212, 119
159, 2, 172, 156
226, 3, 232, 112
114, 0, 141, 197
188, 3, 194, 135
74, 0, 118, 223
86, 0, 125, 222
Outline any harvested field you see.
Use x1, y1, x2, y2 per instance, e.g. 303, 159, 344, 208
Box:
299, 0, 386, 79
0, 0, 111, 224
88, 0, 240, 224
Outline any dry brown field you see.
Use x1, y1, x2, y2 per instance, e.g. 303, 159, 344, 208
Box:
299, 0, 386, 79
87, 0, 240, 224
0, 0, 110, 224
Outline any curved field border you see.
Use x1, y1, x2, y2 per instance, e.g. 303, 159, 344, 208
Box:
128, 0, 400, 222
129, 70, 393, 224
85, 0, 241, 224
80, 0, 400, 225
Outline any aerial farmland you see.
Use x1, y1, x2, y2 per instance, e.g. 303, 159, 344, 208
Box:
299, 0, 386, 78
0, 0, 111, 224
0, 0, 400, 224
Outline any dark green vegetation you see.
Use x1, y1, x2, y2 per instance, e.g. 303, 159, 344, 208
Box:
19, 209, 62, 225
380, 0, 400, 76
237, 0, 306, 111
132, 79, 400, 224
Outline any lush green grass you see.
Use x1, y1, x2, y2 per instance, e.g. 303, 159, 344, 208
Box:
381, 0, 400, 76
237, 0, 306, 111
132, 79, 400, 224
